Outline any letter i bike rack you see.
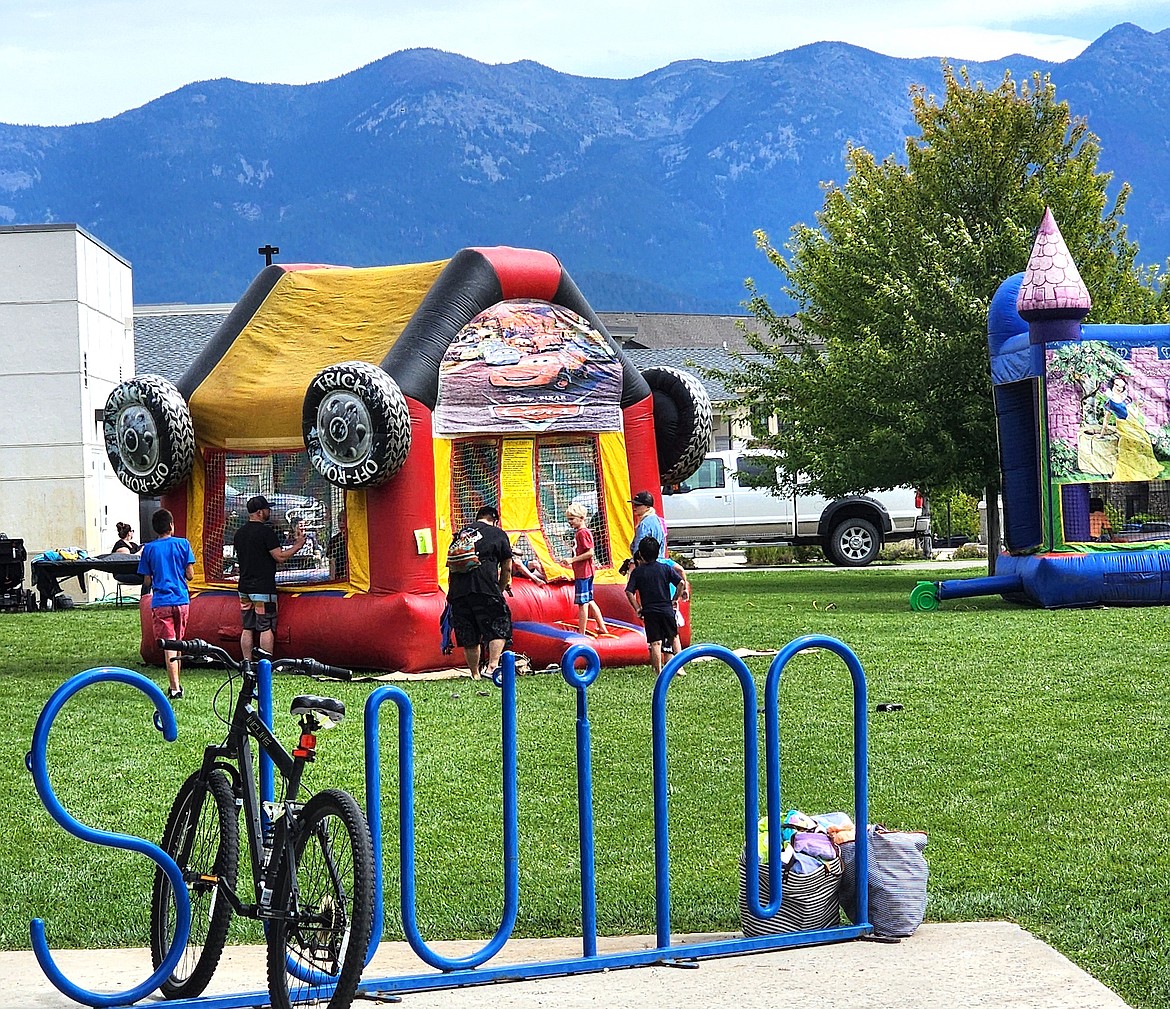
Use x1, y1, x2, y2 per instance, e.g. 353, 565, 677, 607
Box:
27, 634, 871, 1007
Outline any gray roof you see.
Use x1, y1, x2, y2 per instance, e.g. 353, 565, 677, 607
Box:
132, 305, 777, 404
623, 347, 759, 403
601, 312, 772, 352
133, 304, 234, 384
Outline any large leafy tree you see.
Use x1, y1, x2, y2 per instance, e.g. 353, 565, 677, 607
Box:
726, 65, 1168, 547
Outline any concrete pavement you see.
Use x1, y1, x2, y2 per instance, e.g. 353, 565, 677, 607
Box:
685, 547, 986, 572
1, 924, 1129, 1008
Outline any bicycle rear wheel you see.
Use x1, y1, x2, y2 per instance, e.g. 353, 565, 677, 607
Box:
150, 769, 239, 1000
267, 788, 374, 1009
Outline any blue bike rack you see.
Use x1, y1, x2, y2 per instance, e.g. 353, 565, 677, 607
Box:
354, 633, 870, 997
28, 635, 870, 1006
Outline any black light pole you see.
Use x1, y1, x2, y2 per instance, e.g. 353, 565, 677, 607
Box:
258, 244, 280, 266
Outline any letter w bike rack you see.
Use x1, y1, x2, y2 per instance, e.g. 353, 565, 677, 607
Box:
27, 634, 870, 1007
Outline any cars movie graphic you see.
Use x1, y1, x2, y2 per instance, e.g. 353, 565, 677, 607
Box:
434, 300, 622, 434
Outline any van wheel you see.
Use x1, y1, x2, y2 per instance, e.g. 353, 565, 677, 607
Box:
302, 361, 411, 488
104, 375, 195, 495
825, 517, 881, 566
642, 367, 712, 485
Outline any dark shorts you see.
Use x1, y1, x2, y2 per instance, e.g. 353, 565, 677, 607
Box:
450, 593, 511, 648
240, 593, 278, 633
642, 607, 678, 645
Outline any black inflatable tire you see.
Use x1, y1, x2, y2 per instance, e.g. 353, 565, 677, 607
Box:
103, 375, 195, 495
642, 366, 713, 485
303, 361, 411, 488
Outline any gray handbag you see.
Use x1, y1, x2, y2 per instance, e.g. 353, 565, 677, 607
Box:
839, 824, 928, 937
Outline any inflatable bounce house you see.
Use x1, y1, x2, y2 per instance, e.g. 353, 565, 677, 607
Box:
104, 248, 711, 671
912, 209, 1170, 610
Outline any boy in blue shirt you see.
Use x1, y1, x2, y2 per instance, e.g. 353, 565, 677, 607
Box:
137, 508, 196, 700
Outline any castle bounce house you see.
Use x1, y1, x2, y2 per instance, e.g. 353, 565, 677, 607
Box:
104, 248, 711, 671
912, 209, 1170, 610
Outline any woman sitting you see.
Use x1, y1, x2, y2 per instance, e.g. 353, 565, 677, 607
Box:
112, 522, 140, 554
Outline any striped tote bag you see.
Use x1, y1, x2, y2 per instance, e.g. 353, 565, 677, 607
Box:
738, 849, 843, 935
839, 825, 928, 937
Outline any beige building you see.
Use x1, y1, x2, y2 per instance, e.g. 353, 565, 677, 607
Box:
0, 224, 139, 597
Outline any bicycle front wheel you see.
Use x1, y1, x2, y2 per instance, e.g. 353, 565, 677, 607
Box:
267, 788, 374, 1009
150, 768, 239, 999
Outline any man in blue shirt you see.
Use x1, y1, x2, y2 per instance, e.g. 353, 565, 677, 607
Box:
138, 508, 196, 700
629, 490, 669, 566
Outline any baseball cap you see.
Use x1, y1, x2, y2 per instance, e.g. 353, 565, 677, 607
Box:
631, 490, 655, 507
246, 495, 271, 514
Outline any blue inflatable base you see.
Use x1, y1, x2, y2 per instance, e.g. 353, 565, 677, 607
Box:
937, 548, 1170, 608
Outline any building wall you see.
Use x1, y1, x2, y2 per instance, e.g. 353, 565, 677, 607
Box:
0, 225, 137, 597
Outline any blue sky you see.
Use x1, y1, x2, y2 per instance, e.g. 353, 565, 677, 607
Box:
4, 0, 1170, 126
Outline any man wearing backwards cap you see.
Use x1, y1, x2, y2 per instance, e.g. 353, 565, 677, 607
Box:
233, 495, 305, 659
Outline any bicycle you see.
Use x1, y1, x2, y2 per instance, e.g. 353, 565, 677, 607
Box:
148, 638, 374, 1009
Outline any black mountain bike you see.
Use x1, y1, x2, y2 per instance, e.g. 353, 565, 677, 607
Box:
148, 638, 374, 1009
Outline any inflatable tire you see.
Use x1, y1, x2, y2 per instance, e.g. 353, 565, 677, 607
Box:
642, 366, 712, 485
103, 375, 195, 495
303, 361, 411, 488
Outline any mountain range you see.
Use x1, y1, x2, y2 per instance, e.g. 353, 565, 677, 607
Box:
3, 22, 1170, 313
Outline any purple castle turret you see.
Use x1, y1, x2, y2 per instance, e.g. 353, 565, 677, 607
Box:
1017, 207, 1091, 343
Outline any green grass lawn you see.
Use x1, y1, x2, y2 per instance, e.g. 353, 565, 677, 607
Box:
2, 567, 1168, 1008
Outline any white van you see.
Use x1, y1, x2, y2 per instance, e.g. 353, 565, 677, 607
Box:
661, 450, 928, 566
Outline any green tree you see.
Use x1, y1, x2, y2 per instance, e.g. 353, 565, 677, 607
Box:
723, 64, 1169, 561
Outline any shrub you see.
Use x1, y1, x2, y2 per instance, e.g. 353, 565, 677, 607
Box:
669, 550, 696, 570
932, 489, 981, 540
877, 541, 925, 562
953, 542, 987, 560
744, 546, 794, 566
743, 545, 824, 566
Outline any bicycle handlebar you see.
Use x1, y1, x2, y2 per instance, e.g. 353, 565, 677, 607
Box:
272, 657, 352, 681
158, 638, 233, 664
157, 639, 353, 680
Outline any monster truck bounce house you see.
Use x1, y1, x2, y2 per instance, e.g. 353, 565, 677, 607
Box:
104, 248, 711, 672
912, 208, 1170, 611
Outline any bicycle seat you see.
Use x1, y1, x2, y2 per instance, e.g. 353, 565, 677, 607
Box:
290, 695, 346, 729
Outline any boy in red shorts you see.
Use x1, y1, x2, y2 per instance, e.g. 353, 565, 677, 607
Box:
137, 508, 196, 700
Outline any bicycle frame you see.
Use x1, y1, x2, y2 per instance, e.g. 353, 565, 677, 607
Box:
192, 655, 315, 920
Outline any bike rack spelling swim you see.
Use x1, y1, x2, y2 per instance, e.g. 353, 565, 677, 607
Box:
26, 634, 872, 1007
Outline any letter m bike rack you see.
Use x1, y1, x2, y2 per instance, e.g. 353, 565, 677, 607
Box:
27, 635, 870, 1007
357, 634, 870, 997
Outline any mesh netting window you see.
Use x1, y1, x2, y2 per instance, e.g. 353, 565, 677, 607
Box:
448, 436, 610, 567
1089, 480, 1170, 542
451, 439, 503, 529
537, 438, 610, 566
204, 449, 346, 585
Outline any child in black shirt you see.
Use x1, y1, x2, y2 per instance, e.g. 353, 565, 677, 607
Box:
624, 536, 687, 675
